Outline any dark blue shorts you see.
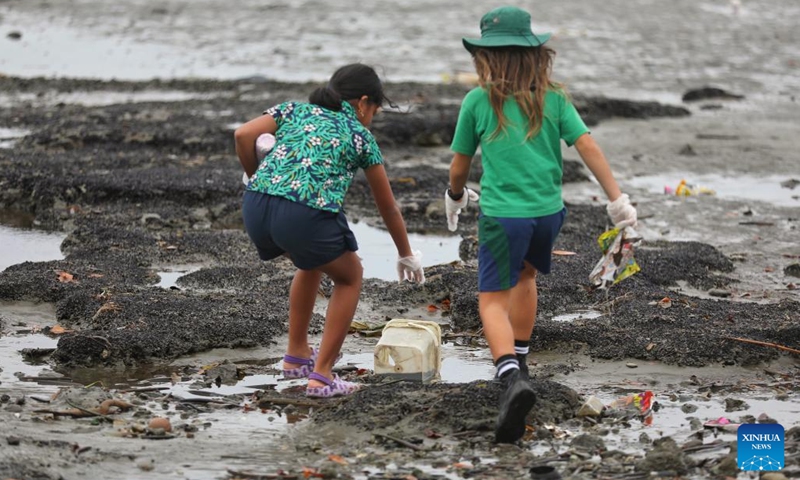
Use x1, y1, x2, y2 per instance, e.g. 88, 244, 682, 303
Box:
242, 191, 358, 270
478, 208, 567, 292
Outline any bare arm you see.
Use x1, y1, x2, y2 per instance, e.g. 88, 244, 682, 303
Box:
448, 152, 473, 196
574, 133, 622, 202
234, 115, 277, 177
364, 164, 413, 258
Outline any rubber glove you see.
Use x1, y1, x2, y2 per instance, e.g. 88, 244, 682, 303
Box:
606, 193, 638, 228
243, 133, 277, 185
445, 188, 480, 232
397, 250, 425, 284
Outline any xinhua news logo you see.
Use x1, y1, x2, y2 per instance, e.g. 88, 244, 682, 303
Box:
738, 423, 784, 471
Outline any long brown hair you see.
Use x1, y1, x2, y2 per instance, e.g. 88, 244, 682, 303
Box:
472, 46, 560, 140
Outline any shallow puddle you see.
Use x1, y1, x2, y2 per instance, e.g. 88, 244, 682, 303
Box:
0, 302, 60, 396
0, 214, 66, 272
0, 90, 227, 108
153, 264, 204, 289
350, 221, 461, 281
628, 174, 800, 208
551, 310, 604, 322
0, 127, 30, 149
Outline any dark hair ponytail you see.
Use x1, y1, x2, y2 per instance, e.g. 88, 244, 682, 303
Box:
309, 63, 387, 111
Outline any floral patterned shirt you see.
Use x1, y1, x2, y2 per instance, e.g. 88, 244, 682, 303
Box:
245, 101, 383, 212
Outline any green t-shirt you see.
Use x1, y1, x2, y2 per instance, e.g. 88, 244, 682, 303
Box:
450, 87, 589, 218
246, 101, 383, 212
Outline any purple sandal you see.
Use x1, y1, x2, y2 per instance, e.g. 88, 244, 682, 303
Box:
282, 348, 342, 379
306, 372, 361, 398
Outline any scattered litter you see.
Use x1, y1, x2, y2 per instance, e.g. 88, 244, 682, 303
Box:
607, 391, 655, 425
664, 179, 716, 196
589, 227, 642, 288
703, 417, 740, 432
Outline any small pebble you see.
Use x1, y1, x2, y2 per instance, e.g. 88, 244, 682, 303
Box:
7, 436, 21, 446
136, 458, 155, 471
626, 363, 638, 368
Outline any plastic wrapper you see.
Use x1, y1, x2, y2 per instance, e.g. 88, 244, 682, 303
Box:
589, 226, 643, 288
664, 179, 716, 196
607, 390, 655, 425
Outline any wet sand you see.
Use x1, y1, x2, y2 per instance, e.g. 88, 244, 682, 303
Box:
0, 74, 797, 479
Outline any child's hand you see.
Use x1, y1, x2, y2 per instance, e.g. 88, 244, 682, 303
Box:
445, 188, 480, 231
606, 193, 638, 228
397, 250, 425, 284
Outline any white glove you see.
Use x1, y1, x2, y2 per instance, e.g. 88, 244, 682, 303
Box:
397, 250, 425, 284
243, 134, 277, 186
606, 193, 638, 228
445, 188, 480, 232
255, 133, 276, 160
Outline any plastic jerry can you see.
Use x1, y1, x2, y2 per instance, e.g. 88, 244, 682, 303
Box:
374, 319, 442, 382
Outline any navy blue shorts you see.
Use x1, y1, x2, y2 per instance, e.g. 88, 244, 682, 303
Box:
242, 191, 358, 270
478, 208, 567, 292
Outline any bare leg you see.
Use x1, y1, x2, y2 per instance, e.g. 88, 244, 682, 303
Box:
308, 251, 363, 387
283, 269, 323, 370
509, 262, 538, 342
479, 289, 514, 362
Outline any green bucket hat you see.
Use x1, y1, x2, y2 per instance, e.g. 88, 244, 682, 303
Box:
462, 6, 551, 53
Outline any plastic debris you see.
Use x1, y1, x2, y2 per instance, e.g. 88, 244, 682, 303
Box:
589, 227, 643, 288
703, 417, 741, 432
607, 391, 655, 425
664, 179, 716, 196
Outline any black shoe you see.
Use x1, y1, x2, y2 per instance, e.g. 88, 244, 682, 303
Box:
529, 465, 562, 480
517, 354, 530, 379
495, 370, 537, 443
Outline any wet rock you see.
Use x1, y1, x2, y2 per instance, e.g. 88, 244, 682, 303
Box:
6, 436, 21, 446
7, 31, 22, 40
724, 398, 749, 412
635, 437, 687, 475
574, 96, 690, 126
713, 454, 739, 476
136, 458, 155, 471
639, 432, 651, 444
679, 144, 697, 156
761, 473, 788, 480
689, 418, 703, 431
570, 434, 606, 453
4, 404, 23, 413
757, 413, 778, 424
681, 403, 698, 414
785, 263, 800, 278
739, 414, 756, 424
148, 417, 172, 432
780, 178, 800, 190
682, 87, 744, 102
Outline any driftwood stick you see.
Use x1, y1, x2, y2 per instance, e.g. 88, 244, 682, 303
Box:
725, 337, 800, 355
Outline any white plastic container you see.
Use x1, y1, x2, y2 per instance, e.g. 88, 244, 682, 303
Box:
374, 319, 441, 382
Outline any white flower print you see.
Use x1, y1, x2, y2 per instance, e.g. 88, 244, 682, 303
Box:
316, 197, 326, 207
301, 158, 313, 168
303, 124, 316, 132
291, 180, 301, 190
324, 158, 333, 167
311, 107, 323, 115
330, 138, 340, 147
271, 175, 283, 184
284, 103, 295, 113
354, 134, 364, 154
274, 145, 288, 159
310, 137, 322, 146
324, 179, 333, 188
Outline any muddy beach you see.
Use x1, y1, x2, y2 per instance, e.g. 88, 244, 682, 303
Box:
0, 72, 797, 480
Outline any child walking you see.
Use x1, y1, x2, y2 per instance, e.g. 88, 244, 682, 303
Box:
446, 7, 637, 443
235, 63, 425, 398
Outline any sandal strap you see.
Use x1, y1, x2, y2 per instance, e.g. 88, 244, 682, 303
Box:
308, 372, 334, 386
283, 354, 311, 365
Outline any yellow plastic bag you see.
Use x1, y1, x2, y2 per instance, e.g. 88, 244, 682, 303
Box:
589, 227, 643, 288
